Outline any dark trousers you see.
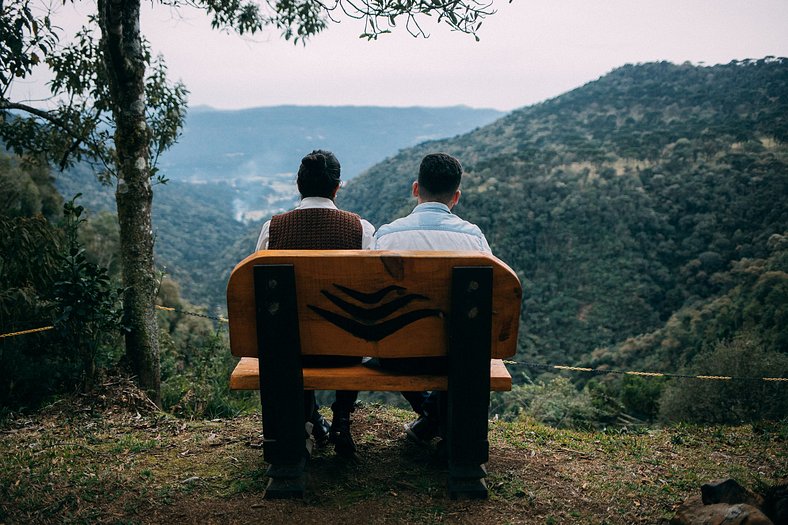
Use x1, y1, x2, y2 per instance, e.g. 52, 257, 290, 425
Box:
378, 357, 447, 420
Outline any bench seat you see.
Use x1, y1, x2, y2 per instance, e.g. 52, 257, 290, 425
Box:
230, 357, 512, 392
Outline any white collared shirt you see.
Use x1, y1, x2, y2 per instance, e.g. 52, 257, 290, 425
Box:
256, 197, 376, 251
373, 202, 491, 252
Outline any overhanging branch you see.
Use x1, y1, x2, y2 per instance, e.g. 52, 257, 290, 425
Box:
0, 100, 74, 134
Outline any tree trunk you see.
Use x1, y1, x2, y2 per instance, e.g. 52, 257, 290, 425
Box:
98, 0, 161, 404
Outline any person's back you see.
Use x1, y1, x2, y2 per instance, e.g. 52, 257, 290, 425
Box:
257, 150, 374, 458
374, 203, 489, 251
373, 152, 491, 445
374, 153, 490, 253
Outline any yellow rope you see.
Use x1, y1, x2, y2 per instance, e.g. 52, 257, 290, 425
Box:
511, 360, 787, 383
0, 326, 54, 339
625, 371, 665, 377
553, 365, 594, 372
3, 319, 785, 384
155, 304, 228, 323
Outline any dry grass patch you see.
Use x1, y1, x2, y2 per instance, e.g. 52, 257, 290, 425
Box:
1, 384, 785, 524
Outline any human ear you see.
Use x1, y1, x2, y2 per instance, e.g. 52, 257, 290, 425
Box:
449, 189, 461, 208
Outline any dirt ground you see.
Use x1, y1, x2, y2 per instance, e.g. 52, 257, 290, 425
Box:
1, 382, 786, 524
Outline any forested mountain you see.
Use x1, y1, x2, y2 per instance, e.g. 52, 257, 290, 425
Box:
5, 59, 786, 422
339, 59, 788, 382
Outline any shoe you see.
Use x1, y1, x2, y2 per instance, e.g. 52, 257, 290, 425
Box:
329, 415, 356, 458
404, 415, 439, 445
311, 413, 331, 448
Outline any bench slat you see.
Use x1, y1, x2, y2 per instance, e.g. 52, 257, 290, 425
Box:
230, 357, 513, 392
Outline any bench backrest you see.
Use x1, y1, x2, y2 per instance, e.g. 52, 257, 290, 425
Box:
226, 250, 521, 359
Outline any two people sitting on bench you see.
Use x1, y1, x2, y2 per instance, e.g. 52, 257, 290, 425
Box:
256, 150, 491, 457
255, 150, 375, 457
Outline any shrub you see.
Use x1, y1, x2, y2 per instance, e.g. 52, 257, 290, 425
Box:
620, 375, 666, 421
48, 197, 124, 388
0, 195, 123, 409
495, 376, 604, 429
160, 330, 256, 418
659, 333, 788, 424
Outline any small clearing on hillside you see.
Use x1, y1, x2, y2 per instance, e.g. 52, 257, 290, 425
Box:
1, 381, 785, 524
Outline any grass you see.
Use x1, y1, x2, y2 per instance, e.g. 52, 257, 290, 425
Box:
0, 383, 785, 524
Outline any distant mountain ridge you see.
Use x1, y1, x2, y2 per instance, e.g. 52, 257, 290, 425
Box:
157, 105, 505, 182
339, 58, 788, 374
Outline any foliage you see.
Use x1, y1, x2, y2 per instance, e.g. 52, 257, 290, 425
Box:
157, 278, 256, 417
340, 59, 788, 390
591, 232, 788, 375
493, 376, 606, 429
0, 182, 123, 408
658, 334, 788, 424
0, 217, 62, 410
197, 0, 495, 42
0, 152, 62, 219
1, 0, 191, 403
0, 7, 188, 178
160, 330, 255, 418
47, 196, 124, 388
619, 375, 666, 421
0, 1, 58, 109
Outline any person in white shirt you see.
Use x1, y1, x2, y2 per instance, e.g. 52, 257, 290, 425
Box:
374, 152, 492, 445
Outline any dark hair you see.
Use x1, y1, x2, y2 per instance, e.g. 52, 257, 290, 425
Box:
417, 153, 462, 202
297, 150, 341, 198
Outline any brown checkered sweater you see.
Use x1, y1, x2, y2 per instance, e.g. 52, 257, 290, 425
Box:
268, 208, 363, 249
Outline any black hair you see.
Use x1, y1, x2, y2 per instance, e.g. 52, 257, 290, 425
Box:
297, 149, 341, 199
417, 153, 462, 202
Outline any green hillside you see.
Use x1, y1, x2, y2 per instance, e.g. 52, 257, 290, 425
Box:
339, 59, 788, 383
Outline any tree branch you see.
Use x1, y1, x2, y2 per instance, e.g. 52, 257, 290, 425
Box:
0, 100, 73, 134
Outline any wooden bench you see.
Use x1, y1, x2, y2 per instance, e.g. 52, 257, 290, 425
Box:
226, 250, 522, 499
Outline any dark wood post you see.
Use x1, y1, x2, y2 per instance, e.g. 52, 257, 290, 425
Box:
254, 264, 306, 498
447, 266, 493, 499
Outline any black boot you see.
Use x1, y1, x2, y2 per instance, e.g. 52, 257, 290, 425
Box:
311, 410, 331, 448
329, 412, 356, 458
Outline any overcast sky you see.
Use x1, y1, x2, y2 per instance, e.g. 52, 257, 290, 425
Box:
16, 0, 788, 112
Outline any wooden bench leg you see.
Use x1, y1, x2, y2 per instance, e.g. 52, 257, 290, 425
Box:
254, 264, 306, 499
447, 266, 493, 500
264, 458, 307, 499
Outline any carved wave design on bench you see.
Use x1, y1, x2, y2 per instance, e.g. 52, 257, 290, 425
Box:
331, 284, 406, 304
308, 284, 442, 341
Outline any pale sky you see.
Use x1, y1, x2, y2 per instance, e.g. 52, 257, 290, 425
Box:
13, 0, 788, 111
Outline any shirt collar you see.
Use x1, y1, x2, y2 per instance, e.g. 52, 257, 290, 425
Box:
412, 202, 452, 214
297, 197, 338, 210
